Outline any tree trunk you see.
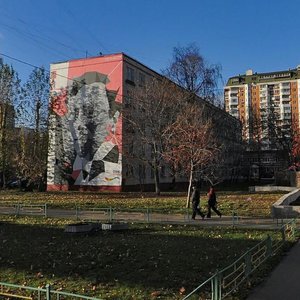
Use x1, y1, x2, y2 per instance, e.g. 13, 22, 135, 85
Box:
1, 131, 6, 188
154, 167, 160, 195
34, 99, 41, 157
152, 144, 161, 195
0, 104, 7, 188
186, 161, 194, 208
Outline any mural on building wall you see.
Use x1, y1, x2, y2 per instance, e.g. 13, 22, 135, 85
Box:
47, 57, 123, 190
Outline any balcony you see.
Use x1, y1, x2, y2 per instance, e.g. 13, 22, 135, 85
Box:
281, 113, 291, 120
281, 89, 290, 95
260, 97, 267, 102
230, 100, 238, 105
281, 95, 290, 101
230, 109, 239, 115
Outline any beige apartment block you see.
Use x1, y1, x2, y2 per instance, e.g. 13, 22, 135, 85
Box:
224, 67, 300, 178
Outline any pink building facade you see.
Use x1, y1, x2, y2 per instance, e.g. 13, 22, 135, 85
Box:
47, 54, 124, 191
47, 53, 242, 192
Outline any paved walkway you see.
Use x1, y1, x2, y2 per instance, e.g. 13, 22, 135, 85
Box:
247, 239, 300, 299
0, 204, 296, 229
39, 208, 296, 229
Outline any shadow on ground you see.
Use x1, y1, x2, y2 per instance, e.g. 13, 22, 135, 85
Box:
0, 219, 276, 298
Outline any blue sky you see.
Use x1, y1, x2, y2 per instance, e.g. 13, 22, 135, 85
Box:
1, 0, 300, 89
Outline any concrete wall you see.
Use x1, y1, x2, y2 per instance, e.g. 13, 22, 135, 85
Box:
273, 189, 300, 206
248, 186, 300, 218
272, 189, 300, 218
249, 186, 296, 192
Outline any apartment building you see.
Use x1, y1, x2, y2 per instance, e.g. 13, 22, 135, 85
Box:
47, 53, 241, 191
224, 67, 300, 177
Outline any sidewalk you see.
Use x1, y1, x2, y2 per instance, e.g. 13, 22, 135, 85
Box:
46, 208, 285, 229
247, 240, 300, 299
0, 204, 294, 229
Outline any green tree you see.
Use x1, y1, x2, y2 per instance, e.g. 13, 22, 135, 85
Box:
17, 67, 50, 190
0, 61, 20, 187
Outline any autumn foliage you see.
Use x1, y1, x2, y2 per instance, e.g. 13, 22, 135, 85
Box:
163, 103, 220, 206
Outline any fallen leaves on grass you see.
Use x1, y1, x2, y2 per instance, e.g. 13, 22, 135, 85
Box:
151, 290, 161, 297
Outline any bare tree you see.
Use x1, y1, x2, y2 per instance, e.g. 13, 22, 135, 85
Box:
123, 77, 184, 194
164, 43, 222, 104
162, 103, 220, 207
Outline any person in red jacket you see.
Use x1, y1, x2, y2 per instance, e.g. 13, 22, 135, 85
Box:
207, 186, 222, 218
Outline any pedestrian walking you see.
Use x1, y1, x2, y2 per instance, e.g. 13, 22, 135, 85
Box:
207, 186, 222, 218
191, 181, 205, 220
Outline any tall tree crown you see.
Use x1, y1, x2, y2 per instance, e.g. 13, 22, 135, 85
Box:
164, 43, 222, 103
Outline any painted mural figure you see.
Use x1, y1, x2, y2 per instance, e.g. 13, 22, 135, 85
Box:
51, 71, 121, 187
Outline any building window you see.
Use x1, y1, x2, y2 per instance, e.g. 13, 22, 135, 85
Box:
125, 164, 134, 178
126, 66, 135, 85
139, 73, 146, 87
160, 166, 166, 178
139, 164, 145, 179
125, 89, 133, 108
150, 168, 154, 179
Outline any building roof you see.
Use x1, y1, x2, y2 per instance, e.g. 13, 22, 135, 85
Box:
52, 52, 239, 124
226, 67, 300, 86
51, 52, 163, 78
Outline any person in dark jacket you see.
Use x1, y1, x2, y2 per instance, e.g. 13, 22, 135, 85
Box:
207, 186, 222, 218
191, 181, 205, 220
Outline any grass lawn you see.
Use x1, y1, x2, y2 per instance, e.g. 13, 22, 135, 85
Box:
0, 190, 292, 299
0, 215, 291, 300
0, 190, 285, 217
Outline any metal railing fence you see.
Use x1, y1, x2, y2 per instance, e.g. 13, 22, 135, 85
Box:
182, 219, 297, 300
0, 282, 102, 300
0, 202, 297, 227
74, 206, 192, 223
0, 203, 47, 217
